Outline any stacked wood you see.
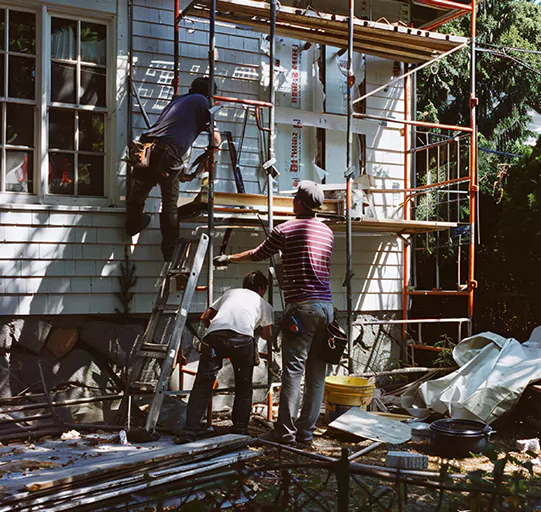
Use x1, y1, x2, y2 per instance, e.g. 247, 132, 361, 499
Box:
0, 434, 260, 512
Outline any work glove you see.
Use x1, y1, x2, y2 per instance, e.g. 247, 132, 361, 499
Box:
213, 254, 231, 268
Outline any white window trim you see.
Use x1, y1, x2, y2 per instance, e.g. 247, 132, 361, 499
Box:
0, 1, 117, 208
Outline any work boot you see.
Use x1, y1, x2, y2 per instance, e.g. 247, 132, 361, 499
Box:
160, 211, 179, 262
125, 213, 151, 237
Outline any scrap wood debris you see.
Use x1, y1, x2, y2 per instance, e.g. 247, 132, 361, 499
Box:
0, 432, 260, 511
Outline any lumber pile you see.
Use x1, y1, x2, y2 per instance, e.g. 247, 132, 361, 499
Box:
0, 434, 260, 511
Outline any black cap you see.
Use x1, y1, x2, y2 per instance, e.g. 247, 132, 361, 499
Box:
189, 77, 217, 98
295, 180, 324, 210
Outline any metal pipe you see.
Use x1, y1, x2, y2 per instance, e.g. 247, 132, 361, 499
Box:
207, 0, 216, 307
423, 9, 468, 31
174, 0, 180, 95
353, 113, 473, 133
346, 0, 354, 374
402, 69, 410, 351
254, 106, 271, 132
267, 0, 277, 422
414, 0, 473, 11
352, 41, 469, 106
468, 1, 478, 318
353, 317, 471, 326
214, 95, 274, 108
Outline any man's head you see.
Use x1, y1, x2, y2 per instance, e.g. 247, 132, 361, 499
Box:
293, 180, 324, 217
243, 270, 269, 297
189, 77, 217, 99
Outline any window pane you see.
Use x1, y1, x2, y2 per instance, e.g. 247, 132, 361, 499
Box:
0, 56, 5, 97
80, 67, 106, 106
51, 62, 75, 104
81, 22, 106, 65
49, 109, 74, 150
48, 152, 74, 195
7, 103, 33, 146
0, 10, 5, 52
79, 112, 104, 152
8, 56, 35, 99
9, 11, 35, 55
51, 18, 76, 61
78, 155, 104, 196
6, 150, 32, 193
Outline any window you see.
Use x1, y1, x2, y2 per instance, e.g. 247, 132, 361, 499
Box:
49, 18, 107, 197
0, 9, 37, 193
0, 7, 110, 200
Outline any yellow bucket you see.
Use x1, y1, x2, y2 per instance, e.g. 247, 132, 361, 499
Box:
324, 376, 375, 423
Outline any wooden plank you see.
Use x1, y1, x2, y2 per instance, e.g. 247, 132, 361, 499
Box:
199, 190, 343, 215
21, 434, 250, 492
188, 0, 468, 63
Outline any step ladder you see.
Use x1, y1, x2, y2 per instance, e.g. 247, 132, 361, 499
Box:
122, 232, 209, 441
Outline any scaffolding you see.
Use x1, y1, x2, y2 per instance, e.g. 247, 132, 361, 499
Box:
163, 0, 478, 407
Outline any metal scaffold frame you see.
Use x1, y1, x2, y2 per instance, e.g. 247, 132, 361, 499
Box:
169, 0, 478, 395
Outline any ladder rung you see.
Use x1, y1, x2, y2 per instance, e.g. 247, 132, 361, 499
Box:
156, 304, 179, 313
139, 350, 167, 359
141, 343, 168, 351
133, 381, 157, 391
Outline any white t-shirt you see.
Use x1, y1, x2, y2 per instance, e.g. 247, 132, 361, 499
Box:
206, 288, 274, 338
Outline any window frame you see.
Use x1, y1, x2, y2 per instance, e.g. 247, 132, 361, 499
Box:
0, 3, 116, 207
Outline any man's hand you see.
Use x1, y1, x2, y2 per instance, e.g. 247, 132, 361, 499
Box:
213, 254, 231, 268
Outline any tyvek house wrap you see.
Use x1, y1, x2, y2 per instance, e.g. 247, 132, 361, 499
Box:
261, 36, 319, 191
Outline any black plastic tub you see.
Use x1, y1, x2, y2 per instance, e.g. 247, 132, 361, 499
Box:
430, 419, 494, 458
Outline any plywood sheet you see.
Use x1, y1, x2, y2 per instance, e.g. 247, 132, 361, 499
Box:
329, 408, 411, 443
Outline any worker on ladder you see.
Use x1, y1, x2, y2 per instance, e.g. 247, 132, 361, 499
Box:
125, 76, 221, 261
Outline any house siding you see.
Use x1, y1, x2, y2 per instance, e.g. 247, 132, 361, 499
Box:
0, 0, 404, 316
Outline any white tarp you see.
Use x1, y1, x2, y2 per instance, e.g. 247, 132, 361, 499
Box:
403, 329, 541, 425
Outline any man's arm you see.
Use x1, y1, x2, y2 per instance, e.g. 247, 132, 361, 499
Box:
200, 307, 217, 328
260, 324, 273, 340
214, 227, 284, 267
213, 129, 221, 149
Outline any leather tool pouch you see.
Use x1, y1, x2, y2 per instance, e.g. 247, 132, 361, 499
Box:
128, 141, 154, 168
319, 320, 348, 364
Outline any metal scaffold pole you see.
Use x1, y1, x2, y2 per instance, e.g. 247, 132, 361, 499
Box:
173, 0, 180, 94
266, 0, 276, 422
207, 0, 217, 305
346, 0, 354, 373
468, 0, 478, 318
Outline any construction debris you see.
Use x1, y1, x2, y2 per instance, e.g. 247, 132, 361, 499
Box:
328, 408, 412, 444
0, 432, 258, 511
385, 451, 429, 470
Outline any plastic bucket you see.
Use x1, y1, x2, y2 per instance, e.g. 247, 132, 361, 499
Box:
324, 376, 375, 424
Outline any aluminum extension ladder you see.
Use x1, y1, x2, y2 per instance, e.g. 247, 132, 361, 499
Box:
122, 232, 209, 441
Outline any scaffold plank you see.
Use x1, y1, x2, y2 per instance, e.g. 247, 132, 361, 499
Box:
185, 0, 469, 63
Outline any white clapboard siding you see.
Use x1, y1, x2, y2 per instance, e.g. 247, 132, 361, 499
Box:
0, 0, 406, 316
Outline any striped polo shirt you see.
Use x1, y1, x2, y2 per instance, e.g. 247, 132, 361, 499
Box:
250, 217, 334, 304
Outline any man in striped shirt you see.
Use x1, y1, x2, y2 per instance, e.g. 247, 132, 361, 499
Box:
214, 180, 334, 444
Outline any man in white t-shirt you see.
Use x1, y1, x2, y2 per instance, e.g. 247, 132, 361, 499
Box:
175, 271, 274, 443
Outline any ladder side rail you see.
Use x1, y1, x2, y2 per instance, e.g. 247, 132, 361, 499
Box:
144, 233, 210, 433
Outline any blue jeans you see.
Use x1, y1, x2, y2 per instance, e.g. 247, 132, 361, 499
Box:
184, 330, 255, 433
274, 301, 334, 443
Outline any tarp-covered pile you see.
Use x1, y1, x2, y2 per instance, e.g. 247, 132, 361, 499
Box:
403, 328, 541, 425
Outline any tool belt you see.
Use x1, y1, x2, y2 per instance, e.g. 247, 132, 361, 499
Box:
128, 141, 155, 168
318, 319, 348, 365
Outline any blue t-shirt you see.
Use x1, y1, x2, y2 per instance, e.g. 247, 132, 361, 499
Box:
141, 93, 210, 154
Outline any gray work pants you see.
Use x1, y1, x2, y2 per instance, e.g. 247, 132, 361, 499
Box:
274, 301, 334, 443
